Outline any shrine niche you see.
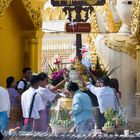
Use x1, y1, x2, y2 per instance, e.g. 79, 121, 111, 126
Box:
0, 0, 44, 87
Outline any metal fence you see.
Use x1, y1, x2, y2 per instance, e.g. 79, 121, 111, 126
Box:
42, 40, 76, 73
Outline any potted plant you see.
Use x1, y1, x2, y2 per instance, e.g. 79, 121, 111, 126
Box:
50, 108, 74, 134
102, 108, 127, 134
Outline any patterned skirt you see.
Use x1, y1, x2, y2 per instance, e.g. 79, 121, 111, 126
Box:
9, 106, 22, 124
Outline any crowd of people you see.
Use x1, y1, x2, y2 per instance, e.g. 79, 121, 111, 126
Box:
0, 67, 121, 134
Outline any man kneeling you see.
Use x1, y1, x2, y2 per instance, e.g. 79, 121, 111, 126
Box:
67, 82, 95, 134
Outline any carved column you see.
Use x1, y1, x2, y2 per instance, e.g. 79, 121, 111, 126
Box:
24, 38, 29, 67
135, 44, 140, 118
22, 30, 44, 73
135, 44, 140, 95
129, 44, 140, 131
28, 38, 39, 73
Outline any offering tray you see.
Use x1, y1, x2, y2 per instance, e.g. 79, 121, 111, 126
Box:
102, 126, 126, 134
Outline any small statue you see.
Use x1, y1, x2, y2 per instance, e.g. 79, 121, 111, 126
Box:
64, 59, 89, 91
73, 59, 89, 82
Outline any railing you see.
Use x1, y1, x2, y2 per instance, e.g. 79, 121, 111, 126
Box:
3, 131, 140, 140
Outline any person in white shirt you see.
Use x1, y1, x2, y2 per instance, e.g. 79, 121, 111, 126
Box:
0, 85, 10, 131
21, 75, 44, 131
17, 67, 32, 95
37, 72, 69, 131
82, 76, 116, 129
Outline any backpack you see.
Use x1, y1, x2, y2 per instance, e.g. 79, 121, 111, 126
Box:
16, 79, 29, 91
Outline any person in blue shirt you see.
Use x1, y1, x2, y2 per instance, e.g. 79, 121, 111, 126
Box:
67, 82, 95, 134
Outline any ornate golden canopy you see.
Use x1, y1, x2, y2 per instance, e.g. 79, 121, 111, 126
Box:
0, 0, 43, 29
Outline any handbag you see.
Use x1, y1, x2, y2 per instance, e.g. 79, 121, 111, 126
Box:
22, 93, 37, 131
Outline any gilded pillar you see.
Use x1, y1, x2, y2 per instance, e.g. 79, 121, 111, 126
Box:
28, 38, 39, 73
22, 30, 44, 73
35, 31, 44, 72
24, 38, 29, 67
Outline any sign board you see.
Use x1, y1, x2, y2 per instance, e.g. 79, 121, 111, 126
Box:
65, 22, 91, 33
51, 0, 105, 6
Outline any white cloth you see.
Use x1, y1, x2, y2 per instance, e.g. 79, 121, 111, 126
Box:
21, 87, 44, 119
0, 86, 10, 115
87, 83, 116, 113
36, 86, 56, 107
17, 79, 30, 89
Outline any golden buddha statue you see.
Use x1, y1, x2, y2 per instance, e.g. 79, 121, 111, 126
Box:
73, 59, 89, 82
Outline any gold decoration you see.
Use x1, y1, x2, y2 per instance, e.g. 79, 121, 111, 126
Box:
131, 0, 140, 35
88, 0, 139, 60
87, 8, 99, 63
0, 0, 12, 16
0, 0, 42, 29
44, 7, 66, 20
61, 9, 66, 20
73, 58, 85, 74
86, 0, 98, 5
71, 10, 76, 20
67, 0, 72, 5
104, 34, 137, 58
103, 0, 140, 58
52, 7, 62, 20
21, 0, 42, 29
104, 0, 121, 33
72, 58, 89, 89
80, 10, 86, 20
44, 7, 53, 20
58, 0, 72, 5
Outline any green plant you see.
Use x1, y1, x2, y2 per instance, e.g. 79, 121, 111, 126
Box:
104, 121, 114, 128
104, 108, 116, 122
50, 108, 74, 128
113, 116, 126, 127
59, 108, 70, 120
50, 118, 74, 128
104, 108, 126, 128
